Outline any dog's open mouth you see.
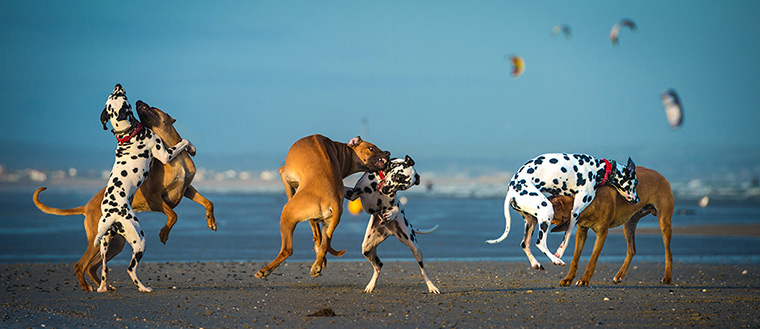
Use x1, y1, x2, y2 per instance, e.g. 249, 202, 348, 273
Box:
376, 157, 388, 169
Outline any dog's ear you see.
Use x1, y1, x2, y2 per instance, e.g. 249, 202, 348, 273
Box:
348, 136, 362, 147
405, 155, 415, 166
626, 157, 636, 176
100, 107, 109, 130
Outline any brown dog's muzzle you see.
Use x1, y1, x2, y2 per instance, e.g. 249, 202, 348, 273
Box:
367, 151, 390, 172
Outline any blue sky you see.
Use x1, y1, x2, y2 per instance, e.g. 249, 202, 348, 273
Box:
1, 1, 759, 176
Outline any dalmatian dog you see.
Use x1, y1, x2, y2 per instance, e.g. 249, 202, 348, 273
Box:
345, 155, 441, 294
487, 153, 638, 270
93, 84, 194, 292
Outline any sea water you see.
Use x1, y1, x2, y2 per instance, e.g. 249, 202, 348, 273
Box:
2, 186, 760, 265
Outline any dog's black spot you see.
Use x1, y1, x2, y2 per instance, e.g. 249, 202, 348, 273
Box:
132, 167, 139, 173
541, 201, 547, 207
526, 168, 534, 174
553, 179, 559, 185
418, 261, 424, 269
561, 167, 567, 173
576, 172, 587, 187
540, 222, 548, 231
549, 158, 558, 164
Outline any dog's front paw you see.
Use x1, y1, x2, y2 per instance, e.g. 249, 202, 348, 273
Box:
575, 280, 589, 287
553, 259, 566, 266
533, 264, 545, 271
559, 278, 572, 286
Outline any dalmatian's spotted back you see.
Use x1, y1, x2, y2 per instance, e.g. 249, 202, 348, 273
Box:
93, 84, 193, 293
344, 156, 440, 294
487, 153, 639, 270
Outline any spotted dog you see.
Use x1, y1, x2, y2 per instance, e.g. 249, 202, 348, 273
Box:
345, 156, 441, 294
487, 153, 639, 270
93, 84, 193, 293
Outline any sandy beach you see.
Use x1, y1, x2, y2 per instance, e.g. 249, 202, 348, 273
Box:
2, 260, 758, 328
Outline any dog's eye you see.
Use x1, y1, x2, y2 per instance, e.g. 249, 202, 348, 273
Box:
369, 147, 376, 152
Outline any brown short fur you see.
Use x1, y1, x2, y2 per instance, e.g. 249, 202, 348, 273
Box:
254, 134, 389, 279
32, 101, 216, 292
549, 166, 673, 286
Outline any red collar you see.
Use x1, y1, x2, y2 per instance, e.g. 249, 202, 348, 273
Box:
376, 170, 386, 191
116, 122, 142, 145
598, 159, 612, 187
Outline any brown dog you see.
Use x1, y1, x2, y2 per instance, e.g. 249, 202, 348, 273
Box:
549, 166, 673, 286
255, 134, 389, 279
32, 100, 216, 291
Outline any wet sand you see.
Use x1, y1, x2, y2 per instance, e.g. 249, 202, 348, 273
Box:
2, 260, 759, 328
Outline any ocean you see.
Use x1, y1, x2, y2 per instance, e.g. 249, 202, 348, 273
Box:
2, 184, 760, 266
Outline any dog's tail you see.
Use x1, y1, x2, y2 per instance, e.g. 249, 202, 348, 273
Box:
33, 187, 85, 216
413, 224, 439, 235
486, 193, 512, 244
327, 245, 346, 257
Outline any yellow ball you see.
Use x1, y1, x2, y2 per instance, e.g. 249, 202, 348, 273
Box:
348, 199, 363, 215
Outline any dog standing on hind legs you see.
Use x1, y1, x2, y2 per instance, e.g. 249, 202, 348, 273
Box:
548, 166, 673, 286
33, 99, 216, 292
93, 84, 194, 292
345, 156, 441, 293
486, 153, 639, 270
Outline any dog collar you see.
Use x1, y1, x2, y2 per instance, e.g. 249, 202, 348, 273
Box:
597, 159, 612, 187
376, 170, 387, 192
115, 122, 142, 145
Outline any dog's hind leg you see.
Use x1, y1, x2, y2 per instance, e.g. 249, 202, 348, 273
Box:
656, 204, 674, 284
96, 229, 114, 293
122, 218, 152, 292
395, 219, 440, 294
312, 205, 341, 278
183, 185, 216, 231
255, 195, 312, 279
531, 203, 565, 266
84, 235, 125, 291
362, 215, 390, 293
76, 243, 102, 291
519, 214, 543, 270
